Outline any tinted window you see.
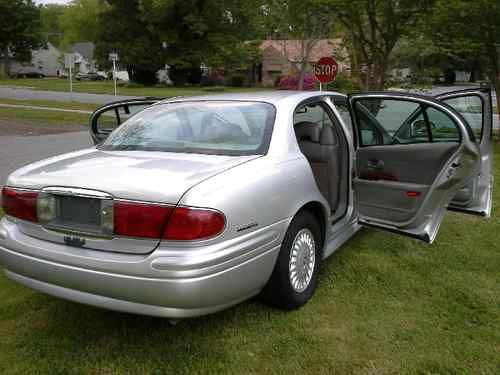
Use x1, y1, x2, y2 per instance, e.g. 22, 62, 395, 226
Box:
442, 95, 483, 140
426, 107, 461, 142
354, 98, 461, 146
101, 101, 276, 156
294, 102, 334, 129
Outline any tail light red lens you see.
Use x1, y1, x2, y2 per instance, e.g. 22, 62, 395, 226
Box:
163, 206, 226, 241
1, 187, 38, 222
113, 201, 173, 239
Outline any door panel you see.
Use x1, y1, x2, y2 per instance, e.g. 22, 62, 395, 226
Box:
436, 88, 493, 216
355, 143, 460, 223
89, 99, 161, 144
349, 93, 481, 243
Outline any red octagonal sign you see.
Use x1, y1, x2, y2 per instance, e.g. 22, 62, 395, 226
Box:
314, 57, 338, 84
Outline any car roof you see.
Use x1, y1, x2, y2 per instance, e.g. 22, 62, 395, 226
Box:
160, 90, 346, 106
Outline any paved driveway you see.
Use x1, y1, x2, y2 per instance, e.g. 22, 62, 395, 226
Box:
0, 131, 92, 185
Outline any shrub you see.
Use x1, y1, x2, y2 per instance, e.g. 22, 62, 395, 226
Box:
201, 73, 225, 87
327, 72, 361, 92
228, 74, 246, 87
277, 73, 316, 90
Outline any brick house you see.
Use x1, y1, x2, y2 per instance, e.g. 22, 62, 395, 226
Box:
258, 38, 350, 86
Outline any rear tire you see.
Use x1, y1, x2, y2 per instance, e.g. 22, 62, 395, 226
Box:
261, 210, 322, 310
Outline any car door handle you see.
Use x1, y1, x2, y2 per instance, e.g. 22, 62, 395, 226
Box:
367, 159, 384, 170
451, 162, 461, 168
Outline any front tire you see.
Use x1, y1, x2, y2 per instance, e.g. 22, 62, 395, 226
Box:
261, 211, 322, 310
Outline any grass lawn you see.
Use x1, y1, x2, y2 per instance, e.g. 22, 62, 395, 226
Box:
0, 98, 99, 112
0, 78, 262, 97
0, 147, 498, 373
0, 106, 90, 126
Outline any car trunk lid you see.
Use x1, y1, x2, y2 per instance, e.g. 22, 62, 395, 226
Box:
7, 149, 259, 253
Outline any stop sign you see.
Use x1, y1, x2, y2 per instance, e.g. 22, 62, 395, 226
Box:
314, 57, 338, 84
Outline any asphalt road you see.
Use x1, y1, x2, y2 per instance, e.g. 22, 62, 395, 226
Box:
0, 131, 92, 185
0, 86, 137, 105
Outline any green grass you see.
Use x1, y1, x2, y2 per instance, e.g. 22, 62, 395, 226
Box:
0, 147, 499, 374
0, 98, 99, 112
0, 106, 90, 126
0, 78, 263, 97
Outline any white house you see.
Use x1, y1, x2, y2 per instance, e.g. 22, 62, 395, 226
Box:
9, 42, 63, 77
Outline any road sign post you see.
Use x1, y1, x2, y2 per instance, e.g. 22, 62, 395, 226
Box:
109, 53, 119, 96
314, 57, 339, 91
64, 53, 75, 98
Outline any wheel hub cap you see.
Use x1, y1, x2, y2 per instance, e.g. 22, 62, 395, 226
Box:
289, 228, 316, 293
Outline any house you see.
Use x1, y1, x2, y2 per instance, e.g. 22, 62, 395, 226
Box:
69, 42, 97, 74
258, 39, 350, 86
9, 42, 63, 77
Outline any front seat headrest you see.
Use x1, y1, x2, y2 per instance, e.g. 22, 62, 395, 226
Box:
294, 122, 321, 143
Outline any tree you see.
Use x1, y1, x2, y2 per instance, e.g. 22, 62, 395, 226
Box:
157, 0, 265, 85
264, 0, 336, 90
95, 0, 167, 85
427, 0, 500, 113
59, 0, 104, 49
95, 0, 263, 85
0, 0, 44, 77
322, 0, 432, 90
39, 4, 65, 47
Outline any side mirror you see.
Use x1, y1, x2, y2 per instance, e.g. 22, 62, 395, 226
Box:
89, 100, 158, 145
410, 119, 427, 138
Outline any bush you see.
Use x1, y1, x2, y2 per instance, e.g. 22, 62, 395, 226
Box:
200, 73, 225, 87
328, 72, 361, 92
170, 66, 202, 85
228, 74, 246, 87
277, 73, 316, 90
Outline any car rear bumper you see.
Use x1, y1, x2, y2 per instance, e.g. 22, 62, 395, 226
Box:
0, 217, 284, 318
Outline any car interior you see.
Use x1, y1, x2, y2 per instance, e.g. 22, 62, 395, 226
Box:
293, 101, 349, 222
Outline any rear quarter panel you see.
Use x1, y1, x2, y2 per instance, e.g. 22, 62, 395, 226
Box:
172, 155, 329, 247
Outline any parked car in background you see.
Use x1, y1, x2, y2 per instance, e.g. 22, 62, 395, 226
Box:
75, 72, 106, 81
11, 70, 45, 79
0, 89, 493, 319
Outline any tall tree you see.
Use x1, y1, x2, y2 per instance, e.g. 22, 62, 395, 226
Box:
264, 0, 336, 90
95, 0, 263, 85
427, 0, 500, 113
0, 0, 44, 77
39, 4, 65, 47
95, 0, 167, 85
323, 0, 432, 90
59, 0, 104, 49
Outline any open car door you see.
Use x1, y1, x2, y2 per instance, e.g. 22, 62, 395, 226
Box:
435, 88, 493, 217
349, 92, 482, 243
89, 98, 162, 144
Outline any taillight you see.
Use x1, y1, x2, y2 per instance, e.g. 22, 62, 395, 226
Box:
112, 201, 225, 241
1, 187, 38, 222
113, 201, 173, 239
163, 206, 226, 241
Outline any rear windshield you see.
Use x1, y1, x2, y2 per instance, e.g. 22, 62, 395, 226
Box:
100, 101, 276, 156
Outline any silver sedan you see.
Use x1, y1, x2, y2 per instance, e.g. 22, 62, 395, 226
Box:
0, 89, 493, 318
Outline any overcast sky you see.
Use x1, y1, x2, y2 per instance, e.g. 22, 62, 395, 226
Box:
35, 0, 71, 5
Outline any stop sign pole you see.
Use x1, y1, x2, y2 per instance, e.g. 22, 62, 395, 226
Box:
314, 57, 339, 91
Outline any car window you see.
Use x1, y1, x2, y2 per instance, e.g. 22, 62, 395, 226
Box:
426, 107, 461, 142
441, 95, 483, 140
100, 101, 276, 156
294, 102, 333, 129
354, 98, 461, 146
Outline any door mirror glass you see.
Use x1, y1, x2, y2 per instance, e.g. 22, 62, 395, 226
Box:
410, 119, 427, 137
